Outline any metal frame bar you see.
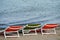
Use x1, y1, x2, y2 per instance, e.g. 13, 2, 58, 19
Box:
22, 29, 37, 36
4, 31, 20, 38
41, 28, 56, 35
3, 26, 21, 38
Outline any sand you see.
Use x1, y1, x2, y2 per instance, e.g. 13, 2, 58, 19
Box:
0, 27, 60, 40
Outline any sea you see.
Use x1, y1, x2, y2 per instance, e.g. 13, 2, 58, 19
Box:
0, 0, 60, 28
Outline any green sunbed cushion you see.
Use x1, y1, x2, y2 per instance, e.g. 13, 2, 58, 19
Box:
24, 24, 41, 30
0, 28, 5, 30
28, 24, 40, 26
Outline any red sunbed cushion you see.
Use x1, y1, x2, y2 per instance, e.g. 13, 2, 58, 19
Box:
43, 24, 58, 29
6, 26, 23, 32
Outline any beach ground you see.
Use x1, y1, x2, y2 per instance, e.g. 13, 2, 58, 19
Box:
0, 27, 60, 40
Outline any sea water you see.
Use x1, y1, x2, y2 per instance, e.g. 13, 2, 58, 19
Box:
0, 0, 60, 28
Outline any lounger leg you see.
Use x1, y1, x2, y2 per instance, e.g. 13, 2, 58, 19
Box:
4, 31, 6, 39
17, 31, 20, 37
54, 28, 56, 34
41, 29, 43, 36
35, 29, 37, 35
22, 29, 24, 36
